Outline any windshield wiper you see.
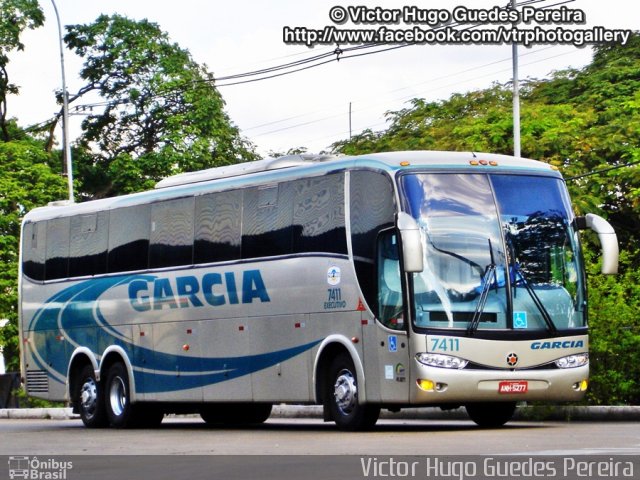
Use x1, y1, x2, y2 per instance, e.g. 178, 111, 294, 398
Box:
468, 239, 497, 335
512, 265, 558, 334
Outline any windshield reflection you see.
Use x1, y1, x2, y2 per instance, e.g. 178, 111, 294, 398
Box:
401, 173, 585, 332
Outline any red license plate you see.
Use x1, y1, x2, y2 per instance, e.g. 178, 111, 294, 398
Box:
498, 381, 528, 394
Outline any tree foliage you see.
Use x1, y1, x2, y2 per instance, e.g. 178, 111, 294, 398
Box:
0, 134, 67, 371
62, 14, 257, 198
0, 0, 43, 141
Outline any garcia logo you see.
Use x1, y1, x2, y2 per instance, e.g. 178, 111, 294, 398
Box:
530, 340, 584, 350
129, 269, 270, 311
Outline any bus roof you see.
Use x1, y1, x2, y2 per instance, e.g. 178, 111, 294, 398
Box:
23, 151, 560, 223
155, 151, 556, 189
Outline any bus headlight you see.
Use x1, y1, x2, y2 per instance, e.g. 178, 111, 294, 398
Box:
416, 353, 468, 369
554, 353, 589, 369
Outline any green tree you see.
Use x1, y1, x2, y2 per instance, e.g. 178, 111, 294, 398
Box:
0, 0, 44, 141
61, 14, 257, 198
0, 134, 67, 371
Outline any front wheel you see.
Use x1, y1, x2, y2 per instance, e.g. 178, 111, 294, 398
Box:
326, 353, 380, 431
466, 402, 517, 428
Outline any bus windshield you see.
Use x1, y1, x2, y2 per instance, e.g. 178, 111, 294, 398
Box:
401, 173, 585, 332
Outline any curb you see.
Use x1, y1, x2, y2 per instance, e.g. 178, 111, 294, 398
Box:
2, 405, 639, 421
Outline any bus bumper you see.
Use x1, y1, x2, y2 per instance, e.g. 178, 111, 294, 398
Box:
410, 362, 589, 404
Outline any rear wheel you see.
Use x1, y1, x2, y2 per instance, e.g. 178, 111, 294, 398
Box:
76, 364, 108, 428
104, 362, 154, 428
326, 353, 379, 431
466, 402, 517, 427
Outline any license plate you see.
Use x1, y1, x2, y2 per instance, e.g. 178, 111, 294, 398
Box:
498, 381, 528, 394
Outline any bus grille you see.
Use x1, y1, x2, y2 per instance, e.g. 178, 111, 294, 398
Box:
26, 370, 49, 394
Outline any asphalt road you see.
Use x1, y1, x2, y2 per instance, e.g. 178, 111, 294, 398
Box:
1, 417, 638, 480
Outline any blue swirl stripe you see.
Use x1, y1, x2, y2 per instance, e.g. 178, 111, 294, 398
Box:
28, 276, 320, 394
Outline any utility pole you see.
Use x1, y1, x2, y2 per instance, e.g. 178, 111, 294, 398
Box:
511, 0, 521, 157
51, 0, 74, 203
349, 102, 352, 140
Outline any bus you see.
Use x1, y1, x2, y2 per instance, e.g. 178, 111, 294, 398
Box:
18, 151, 618, 430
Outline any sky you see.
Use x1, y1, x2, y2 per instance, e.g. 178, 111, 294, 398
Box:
7, 0, 637, 157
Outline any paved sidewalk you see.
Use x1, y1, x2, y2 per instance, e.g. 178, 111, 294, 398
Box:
2, 405, 639, 421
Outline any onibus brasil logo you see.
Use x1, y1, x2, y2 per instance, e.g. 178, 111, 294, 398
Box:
8, 456, 72, 479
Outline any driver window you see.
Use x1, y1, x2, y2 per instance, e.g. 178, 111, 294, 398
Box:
377, 231, 404, 330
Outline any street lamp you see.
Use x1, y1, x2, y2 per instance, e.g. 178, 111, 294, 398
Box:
50, 0, 74, 203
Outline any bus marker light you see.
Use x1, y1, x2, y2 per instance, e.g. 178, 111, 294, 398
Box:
479, 160, 488, 165
351, 337, 359, 344
417, 379, 435, 392
400, 161, 411, 167
489, 161, 498, 166
182, 344, 190, 351
469, 160, 479, 166
357, 299, 366, 311
574, 380, 588, 391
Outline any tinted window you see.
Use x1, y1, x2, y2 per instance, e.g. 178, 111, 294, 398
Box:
149, 198, 194, 268
242, 184, 294, 258
44, 217, 70, 280
350, 170, 395, 309
292, 173, 347, 254
69, 212, 109, 277
22, 221, 46, 281
108, 205, 150, 273
194, 190, 242, 264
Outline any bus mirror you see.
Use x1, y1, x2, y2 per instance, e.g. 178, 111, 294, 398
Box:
397, 212, 424, 273
584, 214, 619, 274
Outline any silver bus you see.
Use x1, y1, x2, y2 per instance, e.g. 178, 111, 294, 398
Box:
18, 151, 618, 430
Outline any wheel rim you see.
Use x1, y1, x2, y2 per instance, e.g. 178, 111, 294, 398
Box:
108, 376, 127, 417
80, 378, 98, 419
333, 368, 357, 415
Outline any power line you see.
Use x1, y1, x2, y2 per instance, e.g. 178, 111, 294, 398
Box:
567, 160, 640, 181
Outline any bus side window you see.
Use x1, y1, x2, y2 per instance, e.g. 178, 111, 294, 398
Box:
150, 198, 195, 268
350, 170, 396, 311
108, 205, 150, 273
45, 217, 70, 280
377, 231, 404, 330
69, 212, 108, 277
194, 190, 242, 264
22, 221, 46, 281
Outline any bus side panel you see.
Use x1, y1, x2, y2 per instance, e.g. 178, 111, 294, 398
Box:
21, 280, 69, 401
249, 314, 311, 402
147, 320, 203, 402
199, 316, 253, 402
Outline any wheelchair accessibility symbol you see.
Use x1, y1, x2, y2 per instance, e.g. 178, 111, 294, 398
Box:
388, 335, 397, 352
514, 311, 528, 329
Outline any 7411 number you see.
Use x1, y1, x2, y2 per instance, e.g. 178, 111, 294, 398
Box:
430, 337, 460, 352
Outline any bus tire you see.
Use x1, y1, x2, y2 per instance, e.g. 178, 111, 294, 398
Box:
466, 401, 517, 428
326, 353, 380, 431
76, 364, 108, 428
104, 362, 136, 428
